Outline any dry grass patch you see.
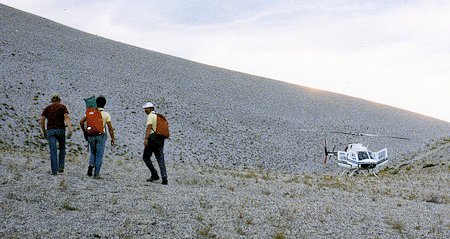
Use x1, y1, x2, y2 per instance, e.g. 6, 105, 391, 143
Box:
196, 223, 216, 239
386, 218, 404, 234
283, 175, 301, 183
318, 175, 348, 190
62, 201, 78, 211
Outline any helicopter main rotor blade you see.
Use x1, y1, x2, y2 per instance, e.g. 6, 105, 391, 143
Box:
329, 131, 410, 140
297, 128, 410, 140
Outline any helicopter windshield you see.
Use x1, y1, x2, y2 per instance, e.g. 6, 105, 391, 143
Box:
357, 151, 370, 160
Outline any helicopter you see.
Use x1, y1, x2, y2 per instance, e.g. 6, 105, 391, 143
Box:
323, 139, 389, 178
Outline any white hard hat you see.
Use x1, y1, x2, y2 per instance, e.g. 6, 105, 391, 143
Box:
142, 102, 155, 109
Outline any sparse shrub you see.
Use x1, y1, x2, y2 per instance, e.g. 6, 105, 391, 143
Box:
257, 166, 271, 181
151, 203, 165, 214
66, 155, 78, 163
284, 175, 301, 183
191, 178, 201, 185
324, 206, 332, 214
262, 171, 270, 180
318, 176, 346, 190
303, 175, 313, 186
196, 223, 216, 239
62, 201, 78, 211
392, 169, 401, 174
241, 170, 258, 179
59, 179, 68, 191
236, 227, 245, 236
380, 164, 406, 175
111, 195, 118, 205
407, 193, 417, 200
238, 210, 245, 219
378, 166, 392, 175
226, 185, 235, 192
273, 230, 286, 239
283, 191, 295, 199
414, 222, 421, 230
422, 163, 436, 169
199, 197, 212, 209
386, 218, 404, 234
195, 214, 204, 222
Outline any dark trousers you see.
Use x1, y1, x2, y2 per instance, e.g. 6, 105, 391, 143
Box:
143, 137, 167, 179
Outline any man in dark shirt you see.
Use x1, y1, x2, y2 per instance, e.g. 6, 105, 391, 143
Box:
41, 93, 73, 175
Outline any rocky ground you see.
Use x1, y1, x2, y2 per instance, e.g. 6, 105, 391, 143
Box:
1, 138, 448, 238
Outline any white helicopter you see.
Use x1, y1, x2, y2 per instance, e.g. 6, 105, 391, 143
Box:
323, 139, 389, 178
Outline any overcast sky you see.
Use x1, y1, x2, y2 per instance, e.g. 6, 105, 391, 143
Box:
2, 0, 449, 122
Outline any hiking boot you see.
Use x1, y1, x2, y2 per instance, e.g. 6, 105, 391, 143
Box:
146, 175, 160, 182
87, 165, 94, 176
161, 179, 168, 185
93, 174, 102, 179
58, 167, 64, 173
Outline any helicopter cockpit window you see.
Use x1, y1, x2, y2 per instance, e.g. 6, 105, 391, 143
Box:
358, 151, 369, 160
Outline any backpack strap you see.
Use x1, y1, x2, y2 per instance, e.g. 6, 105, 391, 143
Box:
150, 112, 157, 134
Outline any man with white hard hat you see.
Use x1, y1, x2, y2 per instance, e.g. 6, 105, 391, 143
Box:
142, 102, 168, 185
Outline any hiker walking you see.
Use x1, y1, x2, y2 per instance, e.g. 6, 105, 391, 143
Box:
80, 96, 115, 178
142, 102, 169, 185
40, 93, 73, 175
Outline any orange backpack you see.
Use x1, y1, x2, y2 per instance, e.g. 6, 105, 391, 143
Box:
86, 108, 104, 136
154, 113, 170, 139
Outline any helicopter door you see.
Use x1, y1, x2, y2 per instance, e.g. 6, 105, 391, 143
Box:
376, 148, 388, 160
349, 152, 358, 161
337, 151, 347, 162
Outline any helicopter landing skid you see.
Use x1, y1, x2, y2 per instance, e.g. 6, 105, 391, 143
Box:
340, 168, 379, 178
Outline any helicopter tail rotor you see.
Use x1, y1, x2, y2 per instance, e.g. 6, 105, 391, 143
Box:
324, 139, 329, 164
323, 139, 336, 165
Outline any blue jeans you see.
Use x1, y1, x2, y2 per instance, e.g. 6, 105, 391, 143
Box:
47, 129, 66, 174
88, 134, 107, 175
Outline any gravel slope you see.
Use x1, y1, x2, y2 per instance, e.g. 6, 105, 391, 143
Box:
0, 4, 449, 238
0, 139, 449, 238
